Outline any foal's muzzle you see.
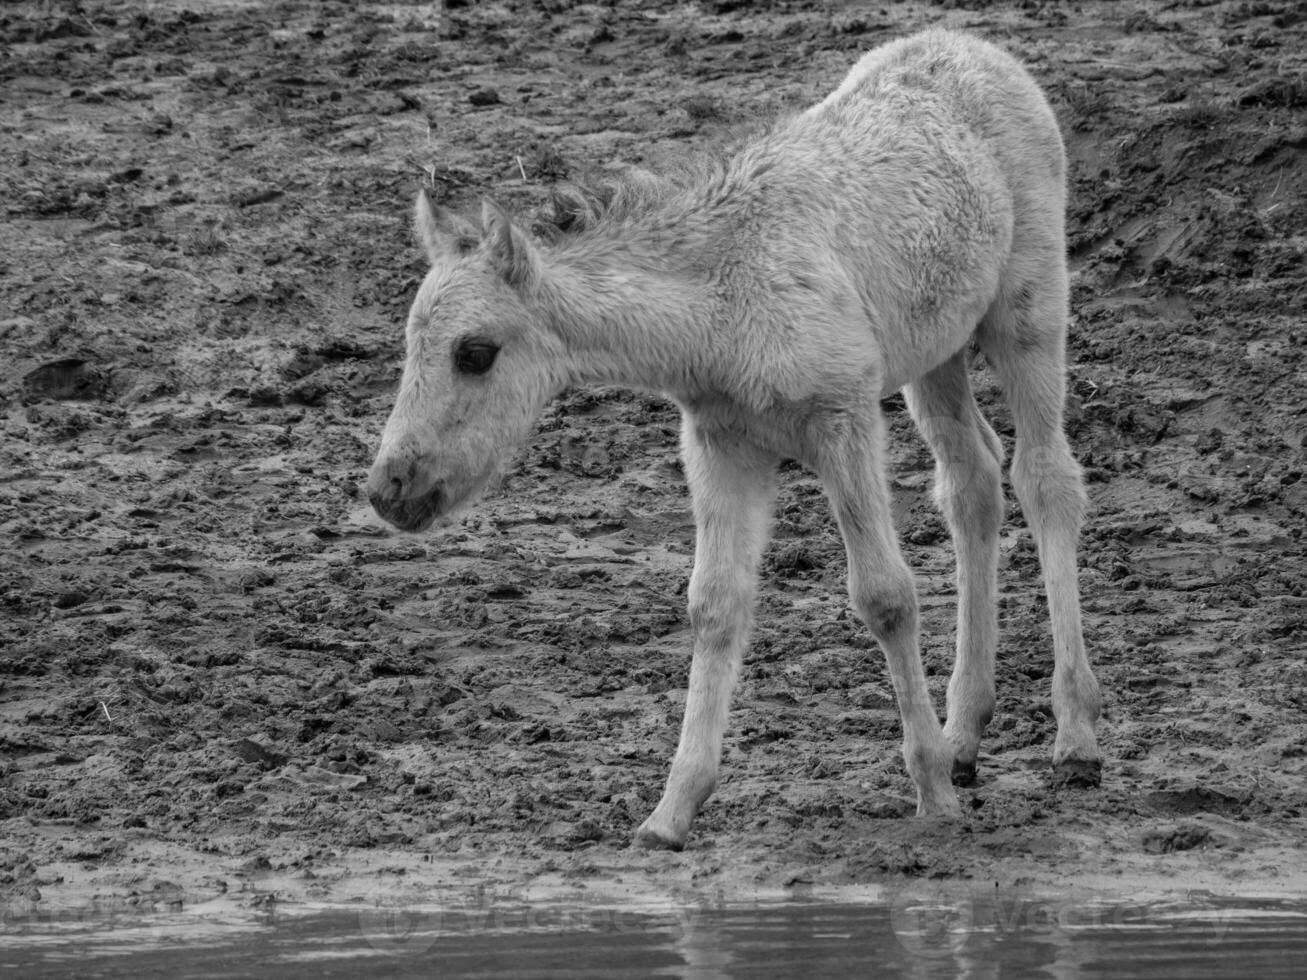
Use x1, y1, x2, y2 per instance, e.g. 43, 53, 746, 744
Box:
369, 484, 445, 532
366, 455, 446, 532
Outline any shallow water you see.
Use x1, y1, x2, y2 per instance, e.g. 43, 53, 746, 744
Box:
4, 890, 1307, 979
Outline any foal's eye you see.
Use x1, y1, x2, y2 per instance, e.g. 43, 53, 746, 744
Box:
453, 339, 499, 375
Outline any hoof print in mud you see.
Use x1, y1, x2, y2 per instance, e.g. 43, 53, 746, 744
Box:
21, 357, 109, 402
1052, 759, 1103, 789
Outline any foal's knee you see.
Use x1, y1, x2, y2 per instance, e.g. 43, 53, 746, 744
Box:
849, 568, 918, 642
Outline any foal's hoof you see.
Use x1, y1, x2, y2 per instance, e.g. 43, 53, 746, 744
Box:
951, 758, 977, 787
1052, 758, 1102, 789
633, 823, 686, 852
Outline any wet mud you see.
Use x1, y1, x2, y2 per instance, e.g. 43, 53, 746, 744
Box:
2, 0, 1306, 913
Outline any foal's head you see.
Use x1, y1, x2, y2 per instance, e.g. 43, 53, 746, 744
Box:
367, 191, 562, 532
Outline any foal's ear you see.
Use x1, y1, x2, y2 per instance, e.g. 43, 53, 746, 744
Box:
480, 197, 539, 289
414, 187, 478, 264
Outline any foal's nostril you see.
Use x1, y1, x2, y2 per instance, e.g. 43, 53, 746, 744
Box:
389, 475, 405, 498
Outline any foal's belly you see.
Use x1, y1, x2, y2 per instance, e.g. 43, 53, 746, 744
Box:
875, 288, 998, 395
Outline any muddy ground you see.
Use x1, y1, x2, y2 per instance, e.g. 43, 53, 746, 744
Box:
1, 0, 1306, 919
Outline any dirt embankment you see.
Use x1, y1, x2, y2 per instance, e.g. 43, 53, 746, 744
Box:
1, 0, 1305, 912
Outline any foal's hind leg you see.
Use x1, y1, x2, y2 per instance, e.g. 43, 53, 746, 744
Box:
981, 279, 1102, 787
904, 352, 1004, 786
634, 416, 777, 850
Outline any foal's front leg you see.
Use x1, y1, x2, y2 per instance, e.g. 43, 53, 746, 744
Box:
634, 418, 776, 851
817, 409, 960, 818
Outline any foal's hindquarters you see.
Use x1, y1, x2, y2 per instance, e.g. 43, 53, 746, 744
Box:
906, 32, 1104, 791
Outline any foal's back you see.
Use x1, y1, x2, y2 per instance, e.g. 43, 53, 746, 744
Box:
813, 28, 1064, 180
716, 30, 1064, 397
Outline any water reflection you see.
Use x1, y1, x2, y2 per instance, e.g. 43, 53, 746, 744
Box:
669, 905, 733, 979
3, 889, 1307, 978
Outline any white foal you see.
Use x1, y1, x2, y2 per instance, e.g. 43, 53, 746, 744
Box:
367, 28, 1102, 850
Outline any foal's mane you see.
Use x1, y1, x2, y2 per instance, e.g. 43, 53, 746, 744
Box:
531, 166, 691, 242
530, 121, 775, 245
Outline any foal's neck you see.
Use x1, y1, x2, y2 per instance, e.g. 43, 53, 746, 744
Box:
540, 225, 720, 397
